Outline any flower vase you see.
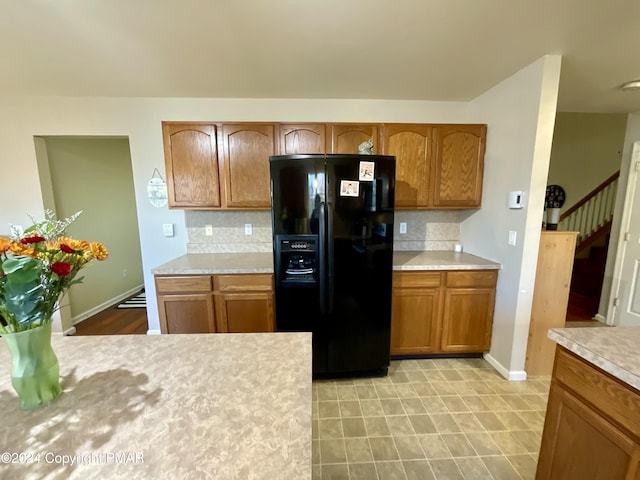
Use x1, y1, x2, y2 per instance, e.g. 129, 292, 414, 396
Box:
2, 322, 62, 410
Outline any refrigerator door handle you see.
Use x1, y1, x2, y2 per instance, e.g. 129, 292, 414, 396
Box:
319, 202, 327, 314
327, 201, 334, 314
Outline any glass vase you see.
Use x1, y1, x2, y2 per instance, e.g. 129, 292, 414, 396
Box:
2, 322, 62, 410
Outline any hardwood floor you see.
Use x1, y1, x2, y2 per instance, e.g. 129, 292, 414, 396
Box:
73, 303, 148, 335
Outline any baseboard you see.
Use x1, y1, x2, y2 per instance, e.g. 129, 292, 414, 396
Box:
72, 284, 144, 325
594, 313, 607, 323
146, 329, 161, 335
63, 326, 76, 336
483, 352, 527, 381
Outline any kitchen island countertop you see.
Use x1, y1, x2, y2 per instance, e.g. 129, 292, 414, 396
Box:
548, 326, 640, 391
152, 250, 500, 275
0, 332, 312, 480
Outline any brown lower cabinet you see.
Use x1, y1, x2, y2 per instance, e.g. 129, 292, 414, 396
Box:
390, 269, 497, 355
155, 273, 274, 334
536, 347, 640, 479
213, 274, 274, 333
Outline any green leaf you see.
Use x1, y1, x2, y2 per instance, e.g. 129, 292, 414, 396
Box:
1, 256, 46, 327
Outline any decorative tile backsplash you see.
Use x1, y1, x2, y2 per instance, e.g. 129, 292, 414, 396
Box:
186, 211, 273, 253
185, 210, 462, 253
394, 210, 462, 251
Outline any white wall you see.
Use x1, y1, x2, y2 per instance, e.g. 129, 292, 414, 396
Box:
463, 56, 562, 379
548, 112, 627, 214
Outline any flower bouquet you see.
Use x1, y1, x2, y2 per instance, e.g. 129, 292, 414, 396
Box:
0, 210, 108, 409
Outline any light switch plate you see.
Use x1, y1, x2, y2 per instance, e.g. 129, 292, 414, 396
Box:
163, 223, 174, 237
508, 230, 517, 246
245, 224, 253, 235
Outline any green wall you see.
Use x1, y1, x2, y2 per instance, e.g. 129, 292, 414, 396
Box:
548, 112, 627, 213
43, 137, 143, 319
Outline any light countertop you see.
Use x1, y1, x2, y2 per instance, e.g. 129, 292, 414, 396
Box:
548, 327, 640, 391
392, 251, 500, 271
0, 332, 312, 480
152, 252, 275, 275
152, 251, 500, 275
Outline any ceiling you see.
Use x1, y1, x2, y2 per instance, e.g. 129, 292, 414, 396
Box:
2, 0, 640, 113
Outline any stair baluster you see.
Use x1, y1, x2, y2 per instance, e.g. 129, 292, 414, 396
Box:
557, 171, 619, 253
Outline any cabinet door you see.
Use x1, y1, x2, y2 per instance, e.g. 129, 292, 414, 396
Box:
219, 123, 276, 208
432, 124, 486, 207
537, 383, 640, 480
390, 272, 442, 355
279, 124, 326, 154
215, 292, 274, 333
328, 124, 381, 154
157, 293, 216, 334
382, 124, 434, 208
391, 287, 441, 355
441, 287, 495, 352
440, 271, 497, 353
162, 122, 221, 208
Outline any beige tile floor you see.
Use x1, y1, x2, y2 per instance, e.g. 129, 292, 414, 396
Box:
312, 358, 551, 480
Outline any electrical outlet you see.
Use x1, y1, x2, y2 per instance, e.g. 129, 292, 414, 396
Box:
245, 224, 253, 235
508, 230, 517, 246
399, 222, 407, 234
122, 269, 128, 277
162, 223, 174, 237
205, 225, 213, 236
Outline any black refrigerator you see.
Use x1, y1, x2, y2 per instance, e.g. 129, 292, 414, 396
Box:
270, 154, 395, 378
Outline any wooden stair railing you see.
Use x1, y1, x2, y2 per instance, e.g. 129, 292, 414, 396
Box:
557, 171, 619, 253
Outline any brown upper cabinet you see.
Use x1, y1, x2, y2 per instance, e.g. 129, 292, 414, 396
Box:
219, 123, 275, 208
162, 122, 221, 209
162, 121, 486, 210
279, 124, 326, 154
383, 123, 486, 209
382, 124, 434, 208
432, 124, 486, 208
328, 123, 381, 154
162, 121, 275, 209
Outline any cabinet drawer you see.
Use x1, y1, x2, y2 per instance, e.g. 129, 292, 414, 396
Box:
445, 270, 497, 288
554, 347, 640, 438
393, 271, 442, 289
214, 274, 273, 292
155, 275, 212, 294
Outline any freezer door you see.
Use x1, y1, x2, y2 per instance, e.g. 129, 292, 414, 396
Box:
270, 154, 326, 236
325, 155, 395, 375
270, 155, 329, 374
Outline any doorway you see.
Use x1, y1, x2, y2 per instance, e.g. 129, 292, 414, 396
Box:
607, 141, 640, 325
34, 136, 146, 334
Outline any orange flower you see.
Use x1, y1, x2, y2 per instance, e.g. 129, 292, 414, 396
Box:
45, 240, 60, 251
87, 242, 108, 261
0, 237, 11, 254
59, 237, 89, 252
10, 242, 36, 257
